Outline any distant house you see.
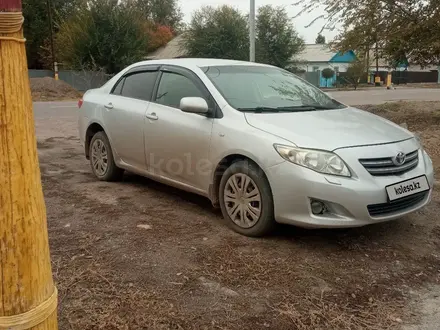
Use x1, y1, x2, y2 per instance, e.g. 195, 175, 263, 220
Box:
146, 34, 187, 60
294, 44, 357, 87
146, 39, 438, 85
294, 44, 357, 73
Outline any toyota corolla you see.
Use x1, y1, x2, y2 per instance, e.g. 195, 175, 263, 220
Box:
78, 59, 434, 237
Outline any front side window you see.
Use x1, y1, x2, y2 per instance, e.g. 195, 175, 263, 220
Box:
202, 65, 345, 112
119, 71, 158, 101
155, 72, 206, 108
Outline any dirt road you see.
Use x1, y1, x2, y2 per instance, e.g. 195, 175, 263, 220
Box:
36, 101, 440, 329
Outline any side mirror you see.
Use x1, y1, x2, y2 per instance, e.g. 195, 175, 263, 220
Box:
180, 97, 209, 114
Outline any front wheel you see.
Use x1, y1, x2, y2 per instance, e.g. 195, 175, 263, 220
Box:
89, 131, 124, 181
219, 160, 275, 237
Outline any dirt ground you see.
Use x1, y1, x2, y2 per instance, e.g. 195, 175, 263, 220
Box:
37, 101, 440, 330
31, 77, 82, 101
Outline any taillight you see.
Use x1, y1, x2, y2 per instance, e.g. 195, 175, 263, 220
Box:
78, 98, 83, 109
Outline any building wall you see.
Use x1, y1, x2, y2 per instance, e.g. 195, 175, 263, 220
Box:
298, 62, 350, 73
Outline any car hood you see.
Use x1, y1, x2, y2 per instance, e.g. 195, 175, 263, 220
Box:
244, 107, 413, 151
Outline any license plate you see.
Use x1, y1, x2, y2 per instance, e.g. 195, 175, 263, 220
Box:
386, 175, 430, 201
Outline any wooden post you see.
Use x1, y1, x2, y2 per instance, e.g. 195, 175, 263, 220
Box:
438, 65, 440, 84
0, 0, 58, 329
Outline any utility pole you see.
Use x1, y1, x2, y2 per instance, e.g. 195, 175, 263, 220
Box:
249, 0, 256, 62
46, 0, 57, 79
0, 0, 58, 329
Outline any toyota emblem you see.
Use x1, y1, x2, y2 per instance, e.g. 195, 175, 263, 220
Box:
393, 152, 406, 166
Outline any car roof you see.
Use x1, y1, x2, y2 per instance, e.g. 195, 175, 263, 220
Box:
132, 58, 274, 70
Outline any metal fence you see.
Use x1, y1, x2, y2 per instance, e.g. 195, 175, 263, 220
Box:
296, 71, 321, 87
29, 70, 111, 91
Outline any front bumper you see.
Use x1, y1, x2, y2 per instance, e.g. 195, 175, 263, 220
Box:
265, 140, 434, 228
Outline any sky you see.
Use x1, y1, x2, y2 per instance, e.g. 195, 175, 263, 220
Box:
179, 0, 341, 44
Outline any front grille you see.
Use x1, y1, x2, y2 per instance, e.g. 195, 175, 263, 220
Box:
359, 150, 419, 176
367, 191, 428, 217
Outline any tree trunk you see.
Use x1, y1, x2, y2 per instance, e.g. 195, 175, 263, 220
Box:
0, 0, 58, 329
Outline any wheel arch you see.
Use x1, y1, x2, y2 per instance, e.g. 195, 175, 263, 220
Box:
85, 122, 107, 159
209, 153, 271, 208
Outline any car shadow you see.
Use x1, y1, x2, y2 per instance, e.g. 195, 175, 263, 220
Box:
120, 172, 217, 211
119, 172, 420, 248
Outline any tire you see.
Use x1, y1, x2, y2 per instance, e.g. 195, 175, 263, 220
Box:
89, 131, 124, 181
219, 160, 275, 237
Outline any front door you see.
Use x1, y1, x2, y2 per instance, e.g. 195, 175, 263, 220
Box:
144, 67, 215, 192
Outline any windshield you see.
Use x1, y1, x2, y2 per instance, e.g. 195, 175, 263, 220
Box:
202, 65, 346, 112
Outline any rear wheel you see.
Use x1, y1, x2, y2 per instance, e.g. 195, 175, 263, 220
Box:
89, 131, 123, 181
219, 160, 275, 237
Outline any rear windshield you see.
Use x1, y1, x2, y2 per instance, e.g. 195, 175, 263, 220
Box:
201, 65, 345, 112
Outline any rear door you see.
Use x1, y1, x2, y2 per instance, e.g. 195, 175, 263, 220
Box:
103, 66, 159, 170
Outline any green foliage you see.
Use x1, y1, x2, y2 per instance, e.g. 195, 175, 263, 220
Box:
23, 0, 85, 69
315, 34, 325, 44
256, 5, 305, 68
321, 68, 335, 88
183, 5, 304, 67
344, 59, 367, 90
55, 0, 149, 74
296, 0, 440, 67
321, 68, 334, 79
126, 0, 183, 31
23, 0, 182, 69
182, 6, 249, 60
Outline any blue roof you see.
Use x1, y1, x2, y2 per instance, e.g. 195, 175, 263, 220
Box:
329, 50, 357, 63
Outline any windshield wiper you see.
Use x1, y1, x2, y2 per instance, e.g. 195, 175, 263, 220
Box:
237, 107, 281, 113
238, 105, 338, 113
277, 105, 337, 111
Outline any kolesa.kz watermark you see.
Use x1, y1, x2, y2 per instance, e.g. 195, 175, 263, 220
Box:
394, 181, 421, 195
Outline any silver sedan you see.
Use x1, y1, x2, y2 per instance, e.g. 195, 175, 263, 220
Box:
78, 59, 434, 237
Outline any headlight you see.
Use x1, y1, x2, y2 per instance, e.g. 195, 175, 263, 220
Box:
274, 144, 351, 177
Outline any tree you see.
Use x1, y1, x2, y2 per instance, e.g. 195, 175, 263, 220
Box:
23, 0, 85, 69
315, 34, 326, 44
182, 5, 249, 60
23, 0, 182, 69
55, 0, 149, 74
294, 0, 440, 67
146, 23, 174, 52
1, 0, 57, 328
256, 5, 305, 68
127, 0, 182, 31
321, 68, 335, 87
344, 59, 367, 90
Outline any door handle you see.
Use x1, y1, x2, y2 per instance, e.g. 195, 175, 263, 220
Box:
146, 112, 159, 120
104, 103, 114, 110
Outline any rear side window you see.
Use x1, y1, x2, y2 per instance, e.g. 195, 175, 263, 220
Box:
118, 71, 158, 101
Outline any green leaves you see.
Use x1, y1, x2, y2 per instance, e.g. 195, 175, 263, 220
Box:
56, 0, 149, 74
182, 6, 249, 60
256, 5, 305, 68
321, 68, 335, 79
182, 5, 305, 68
316, 34, 326, 44
23, 0, 182, 71
298, 0, 440, 67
